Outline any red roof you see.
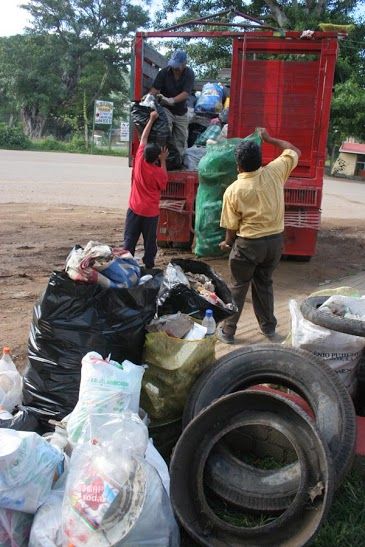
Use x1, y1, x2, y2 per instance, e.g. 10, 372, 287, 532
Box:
339, 142, 365, 154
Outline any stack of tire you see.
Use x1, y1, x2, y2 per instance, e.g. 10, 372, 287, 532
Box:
169, 345, 357, 546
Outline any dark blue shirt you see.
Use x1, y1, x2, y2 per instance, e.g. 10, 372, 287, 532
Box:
153, 66, 195, 115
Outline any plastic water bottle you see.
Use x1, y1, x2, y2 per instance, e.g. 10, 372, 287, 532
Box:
202, 309, 216, 336
0, 347, 17, 372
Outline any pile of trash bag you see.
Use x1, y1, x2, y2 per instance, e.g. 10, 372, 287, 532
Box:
0, 350, 179, 546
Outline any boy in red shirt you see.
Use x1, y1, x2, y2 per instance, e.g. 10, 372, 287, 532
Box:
124, 110, 168, 268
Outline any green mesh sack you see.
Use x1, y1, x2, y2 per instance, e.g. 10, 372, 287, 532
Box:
194, 132, 261, 257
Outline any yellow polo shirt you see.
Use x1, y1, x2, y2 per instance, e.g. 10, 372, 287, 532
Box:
220, 149, 298, 238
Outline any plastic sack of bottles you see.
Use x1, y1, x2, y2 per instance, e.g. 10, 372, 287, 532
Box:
141, 331, 216, 420
195, 82, 224, 114
62, 413, 179, 546
66, 352, 145, 445
0, 429, 64, 513
195, 132, 262, 257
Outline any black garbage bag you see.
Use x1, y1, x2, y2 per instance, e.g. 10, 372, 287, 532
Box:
131, 101, 170, 146
23, 270, 163, 428
0, 406, 41, 432
166, 142, 182, 170
158, 258, 236, 323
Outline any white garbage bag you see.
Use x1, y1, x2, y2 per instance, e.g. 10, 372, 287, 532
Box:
0, 509, 33, 547
67, 352, 145, 444
290, 299, 365, 394
29, 473, 67, 547
0, 430, 64, 513
62, 412, 179, 546
0, 352, 22, 413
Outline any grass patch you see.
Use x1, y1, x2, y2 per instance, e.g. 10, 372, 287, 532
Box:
313, 470, 365, 546
29, 137, 128, 157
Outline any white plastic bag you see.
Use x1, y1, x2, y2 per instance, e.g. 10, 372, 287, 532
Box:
290, 299, 365, 393
0, 430, 64, 513
67, 352, 145, 444
0, 509, 33, 547
29, 472, 67, 547
319, 294, 365, 320
62, 413, 179, 546
0, 352, 22, 413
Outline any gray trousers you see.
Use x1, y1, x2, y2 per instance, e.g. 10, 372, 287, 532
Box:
163, 108, 188, 161
224, 233, 283, 336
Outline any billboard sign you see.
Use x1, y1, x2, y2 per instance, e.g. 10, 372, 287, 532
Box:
94, 100, 114, 125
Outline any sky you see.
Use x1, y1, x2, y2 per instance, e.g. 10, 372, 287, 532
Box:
0, 0, 364, 37
0, 0, 31, 36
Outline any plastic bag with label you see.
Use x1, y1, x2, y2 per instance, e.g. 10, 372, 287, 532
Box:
62, 413, 179, 546
67, 352, 145, 444
289, 299, 365, 394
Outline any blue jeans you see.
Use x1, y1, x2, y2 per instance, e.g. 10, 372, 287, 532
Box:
123, 208, 159, 269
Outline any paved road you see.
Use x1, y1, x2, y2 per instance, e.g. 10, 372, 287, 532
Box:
1, 149, 365, 218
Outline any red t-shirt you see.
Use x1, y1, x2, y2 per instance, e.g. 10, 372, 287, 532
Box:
129, 144, 168, 217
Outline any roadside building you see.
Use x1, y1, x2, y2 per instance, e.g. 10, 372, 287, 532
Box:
332, 142, 365, 177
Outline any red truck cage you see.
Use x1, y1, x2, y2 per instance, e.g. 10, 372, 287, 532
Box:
130, 11, 342, 258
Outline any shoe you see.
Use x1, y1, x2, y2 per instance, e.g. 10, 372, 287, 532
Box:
217, 326, 235, 345
261, 331, 285, 343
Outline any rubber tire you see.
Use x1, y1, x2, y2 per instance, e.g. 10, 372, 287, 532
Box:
300, 295, 365, 337
183, 345, 356, 510
172, 391, 334, 547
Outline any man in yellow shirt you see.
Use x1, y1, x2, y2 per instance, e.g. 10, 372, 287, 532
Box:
218, 127, 301, 344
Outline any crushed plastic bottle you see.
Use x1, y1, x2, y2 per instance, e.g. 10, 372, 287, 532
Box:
0, 347, 17, 372
202, 309, 216, 336
0, 346, 23, 412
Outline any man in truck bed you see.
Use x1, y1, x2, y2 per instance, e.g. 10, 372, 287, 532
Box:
150, 49, 195, 164
218, 128, 301, 344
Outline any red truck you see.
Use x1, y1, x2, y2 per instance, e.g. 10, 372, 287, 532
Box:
130, 15, 341, 259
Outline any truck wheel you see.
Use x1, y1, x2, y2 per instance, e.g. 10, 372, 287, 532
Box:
183, 345, 356, 510
300, 295, 365, 337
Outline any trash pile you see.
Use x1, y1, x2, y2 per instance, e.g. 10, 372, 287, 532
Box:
0, 350, 180, 546
2, 246, 364, 546
0, 247, 237, 544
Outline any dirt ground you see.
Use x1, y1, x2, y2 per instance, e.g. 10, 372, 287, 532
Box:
1, 202, 364, 372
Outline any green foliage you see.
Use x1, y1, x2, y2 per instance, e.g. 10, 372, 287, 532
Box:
314, 470, 365, 546
31, 137, 68, 151
0, 1, 149, 138
0, 124, 30, 149
330, 79, 365, 144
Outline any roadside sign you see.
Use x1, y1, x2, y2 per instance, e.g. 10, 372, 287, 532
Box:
120, 122, 130, 142
94, 100, 114, 125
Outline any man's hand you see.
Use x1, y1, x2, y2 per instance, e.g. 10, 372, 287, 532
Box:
159, 146, 169, 162
219, 240, 232, 252
256, 127, 270, 142
160, 95, 175, 106
150, 110, 159, 122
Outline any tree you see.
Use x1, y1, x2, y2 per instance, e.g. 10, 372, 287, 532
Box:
0, 34, 66, 138
1, 0, 149, 138
155, 1, 365, 145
